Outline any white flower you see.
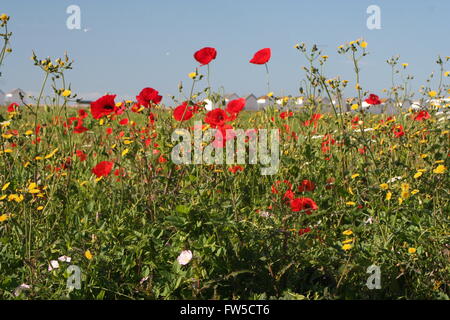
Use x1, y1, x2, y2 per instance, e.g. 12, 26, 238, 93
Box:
58, 255, 71, 263
48, 260, 60, 271
177, 250, 193, 266
387, 176, 402, 183
140, 276, 149, 284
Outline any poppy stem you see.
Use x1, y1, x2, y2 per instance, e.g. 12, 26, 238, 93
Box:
265, 63, 270, 93
207, 64, 211, 96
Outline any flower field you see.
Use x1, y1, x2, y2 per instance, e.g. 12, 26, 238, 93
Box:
0, 13, 449, 300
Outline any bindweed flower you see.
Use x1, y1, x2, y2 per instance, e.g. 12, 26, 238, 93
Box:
177, 250, 193, 266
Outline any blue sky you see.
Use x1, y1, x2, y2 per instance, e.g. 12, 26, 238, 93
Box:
1, 0, 449, 103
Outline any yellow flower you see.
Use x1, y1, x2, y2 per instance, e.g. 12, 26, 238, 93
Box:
401, 183, 410, 199
444, 71, 450, 77
44, 148, 59, 159
37, 206, 44, 211
413, 172, 422, 179
398, 197, 403, 205
346, 201, 356, 206
2, 134, 13, 139
61, 89, 71, 97
355, 83, 362, 90
121, 148, 129, 157
342, 244, 353, 251
428, 90, 437, 98
402, 63, 408, 68
411, 189, 419, 195
351, 173, 360, 179
188, 72, 197, 79
348, 187, 354, 195
408, 247, 416, 254
294, 44, 300, 49
0, 14, 9, 21
343, 230, 353, 236
25, 130, 33, 136
433, 165, 446, 174
84, 250, 93, 260
2, 182, 10, 191
0, 213, 11, 222
8, 194, 24, 203
385, 192, 392, 201
267, 92, 274, 97
342, 238, 354, 244
360, 41, 368, 48
351, 104, 359, 110
123, 140, 133, 145
28, 182, 40, 194
379, 183, 389, 190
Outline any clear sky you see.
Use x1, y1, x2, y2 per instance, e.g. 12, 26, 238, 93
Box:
1, 0, 449, 103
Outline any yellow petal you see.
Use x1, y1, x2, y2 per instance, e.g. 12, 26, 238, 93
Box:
84, 250, 93, 260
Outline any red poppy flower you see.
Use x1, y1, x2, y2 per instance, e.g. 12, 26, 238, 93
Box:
365, 94, 381, 105
75, 150, 87, 162
204, 108, 230, 128
136, 87, 162, 108
283, 189, 295, 201
194, 47, 217, 66
78, 109, 88, 119
298, 227, 312, 236
173, 102, 194, 121
289, 197, 318, 214
73, 119, 88, 134
298, 180, 315, 192
250, 48, 271, 64
226, 98, 246, 114
158, 155, 167, 163
392, 124, 405, 138
106, 127, 113, 135
228, 165, 244, 173
414, 110, 430, 121
92, 161, 114, 177
148, 112, 156, 124
90, 94, 117, 119
351, 116, 360, 128
280, 111, 293, 120
119, 118, 129, 126
7, 103, 19, 112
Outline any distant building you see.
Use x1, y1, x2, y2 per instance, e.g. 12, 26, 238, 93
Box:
245, 94, 259, 111
224, 93, 239, 103
5, 88, 27, 105
257, 95, 272, 109
0, 89, 5, 105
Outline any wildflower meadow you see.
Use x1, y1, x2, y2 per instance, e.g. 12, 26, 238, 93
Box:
0, 11, 449, 300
